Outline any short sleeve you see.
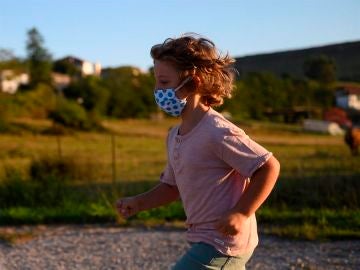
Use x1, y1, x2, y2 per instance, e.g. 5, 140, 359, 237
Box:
159, 162, 176, 186
220, 132, 272, 178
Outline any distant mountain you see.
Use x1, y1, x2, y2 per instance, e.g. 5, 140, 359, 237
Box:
234, 41, 360, 82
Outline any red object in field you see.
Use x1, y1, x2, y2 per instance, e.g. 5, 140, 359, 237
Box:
323, 107, 352, 127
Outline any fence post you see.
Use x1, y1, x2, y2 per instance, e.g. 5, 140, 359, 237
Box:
111, 133, 117, 188
56, 134, 62, 158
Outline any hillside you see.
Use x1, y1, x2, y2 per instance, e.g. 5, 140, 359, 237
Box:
234, 40, 360, 81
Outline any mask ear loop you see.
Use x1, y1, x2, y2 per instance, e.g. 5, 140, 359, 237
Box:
174, 77, 193, 92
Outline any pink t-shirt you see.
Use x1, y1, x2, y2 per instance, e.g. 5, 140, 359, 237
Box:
160, 108, 272, 256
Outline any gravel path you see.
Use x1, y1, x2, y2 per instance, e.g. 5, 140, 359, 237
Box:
0, 225, 359, 270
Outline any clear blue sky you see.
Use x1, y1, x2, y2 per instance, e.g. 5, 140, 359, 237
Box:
1, 0, 359, 71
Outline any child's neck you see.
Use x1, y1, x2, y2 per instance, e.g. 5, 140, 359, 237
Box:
179, 102, 209, 136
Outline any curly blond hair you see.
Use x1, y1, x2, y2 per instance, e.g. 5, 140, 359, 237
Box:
150, 33, 236, 106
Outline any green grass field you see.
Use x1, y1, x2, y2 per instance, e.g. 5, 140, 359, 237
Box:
0, 117, 359, 240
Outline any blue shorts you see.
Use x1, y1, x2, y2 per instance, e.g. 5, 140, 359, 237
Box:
172, 242, 253, 270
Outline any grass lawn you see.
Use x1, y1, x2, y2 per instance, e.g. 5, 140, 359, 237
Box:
0, 117, 359, 240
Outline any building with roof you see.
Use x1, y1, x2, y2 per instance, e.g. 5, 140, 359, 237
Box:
335, 85, 360, 111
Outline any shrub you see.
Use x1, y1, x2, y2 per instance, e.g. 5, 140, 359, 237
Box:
0, 158, 84, 208
29, 156, 76, 183
29, 157, 78, 206
265, 175, 360, 209
0, 167, 34, 207
31, 174, 67, 206
48, 98, 89, 129
0, 94, 11, 132
0, 117, 10, 132
14, 84, 57, 118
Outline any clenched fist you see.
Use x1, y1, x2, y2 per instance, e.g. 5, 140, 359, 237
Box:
214, 211, 249, 236
116, 197, 141, 219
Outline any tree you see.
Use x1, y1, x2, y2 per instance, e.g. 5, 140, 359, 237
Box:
0, 48, 15, 62
102, 66, 156, 118
224, 72, 289, 120
0, 48, 25, 72
26, 27, 52, 87
303, 55, 336, 84
63, 76, 109, 115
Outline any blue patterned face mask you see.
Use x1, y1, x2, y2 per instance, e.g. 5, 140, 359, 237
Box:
154, 77, 192, 117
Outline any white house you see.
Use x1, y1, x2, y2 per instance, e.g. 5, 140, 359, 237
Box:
57, 56, 102, 77
335, 86, 360, 111
0, 69, 72, 93
0, 69, 29, 94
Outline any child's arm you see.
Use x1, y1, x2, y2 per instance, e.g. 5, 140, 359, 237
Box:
215, 155, 280, 235
116, 182, 180, 219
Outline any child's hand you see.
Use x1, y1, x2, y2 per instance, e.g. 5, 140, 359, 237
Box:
116, 197, 140, 219
214, 211, 248, 236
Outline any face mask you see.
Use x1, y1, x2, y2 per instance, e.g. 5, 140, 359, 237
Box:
154, 77, 192, 117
